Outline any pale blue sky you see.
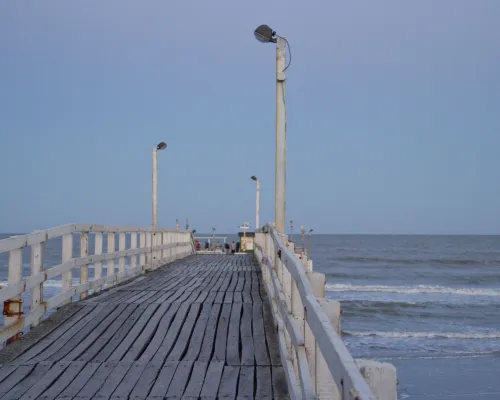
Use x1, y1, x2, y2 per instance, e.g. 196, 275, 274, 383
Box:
1, 1, 499, 234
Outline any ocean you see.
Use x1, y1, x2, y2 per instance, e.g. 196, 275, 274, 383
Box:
0, 232, 499, 398
309, 234, 500, 399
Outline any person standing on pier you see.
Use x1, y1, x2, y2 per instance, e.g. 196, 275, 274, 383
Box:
231, 241, 236, 254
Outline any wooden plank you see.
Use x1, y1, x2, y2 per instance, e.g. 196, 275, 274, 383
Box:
199, 361, 224, 399
19, 361, 70, 400
54, 361, 100, 399
167, 303, 201, 361
237, 366, 254, 400
234, 272, 244, 292
147, 361, 178, 398
217, 366, 239, 398
253, 303, 270, 366
0, 364, 19, 385
31, 305, 114, 362
203, 291, 217, 305
256, 366, 273, 399
182, 361, 208, 399
92, 361, 132, 399
140, 302, 182, 363
75, 304, 138, 362
58, 303, 129, 361
226, 273, 238, 292
164, 361, 193, 398
272, 366, 289, 399
232, 292, 242, 303
241, 292, 252, 304
93, 303, 150, 362
1, 362, 54, 400
212, 304, 231, 362
213, 292, 225, 304
0, 365, 35, 398
37, 360, 86, 400
223, 291, 233, 304
197, 304, 221, 363
109, 361, 146, 399
107, 303, 159, 362
243, 272, 252, 293
123, 303, 172, 362
128, 362, 162, 399
263, 302, 281, 366
75, 361, 116, 398
226, 303, 242, 366
240, 304, 254, 366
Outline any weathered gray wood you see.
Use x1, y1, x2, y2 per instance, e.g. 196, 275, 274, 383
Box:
107, 303, 159, 362
148, 361, 178, 398
197, 304, 221, 362
272, 366, 289, 399
54, 361, 100, 399
240, 304, 254, 366
165, 360, 193, 397
0, 364, 19, 385
75, 304, 138, 362
237, 366, 254, 399
263, 302, 281, 366
0, 365, 35, 398
128, 362, 162, 399
92, 361, 132, 399
234, 272, 244, 292
256, 366, 273, 399
214, 291, 225, 304
253, 303, 270, 366
37, 361, 86, 400
109, 361, 146, 399
166, 303, 201, 361
226, 303, 242, 366
43, 305, 118, 362
75, 361, 116, 398
199, 361, 224, 398
123, 303, 172, 362
20, 361, 70, 400
182, 361, 208, 398
217, 366, 239, 398
2, 362, 54, 400
212, 304, 231, 362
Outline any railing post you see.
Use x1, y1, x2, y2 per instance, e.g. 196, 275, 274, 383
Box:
5, 249, 23, 335
62, 233, 73, 303
80, 232, 89, 300
130, 232, 137, 276
107, 232, 115, 286
162, 231, 168, 264
139, 232, 146, 272
94, 232, 103, 292
146, 232, 152, 270
30, 242, 44, 327
152, 232, 158, 269
118, 232, 126, 280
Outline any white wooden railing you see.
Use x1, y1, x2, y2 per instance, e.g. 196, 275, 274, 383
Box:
0, 224, 195, 344
255, 224, 385, 400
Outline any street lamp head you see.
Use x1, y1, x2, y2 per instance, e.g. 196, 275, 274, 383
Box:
308, 229, 314, 234
254, 25, 276, 43
157, 142, 167, 151
192, 229, 196, 234
250, 175, 257, 181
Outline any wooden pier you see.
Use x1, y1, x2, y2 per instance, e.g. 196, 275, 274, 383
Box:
0, 224, 396, 399
0, 254, 288, 399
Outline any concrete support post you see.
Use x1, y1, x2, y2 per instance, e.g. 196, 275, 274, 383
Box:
30, 242, 44, 326
130, 232, 137, 276
118, 232, 126, 279
152, 148, 158, 228
357, 359, 398, 400
5, 249, 23, 332
107, 232, 115, 286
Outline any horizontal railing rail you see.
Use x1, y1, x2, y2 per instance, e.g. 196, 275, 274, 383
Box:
0, 224, 195, 344
254, 224, 376, 400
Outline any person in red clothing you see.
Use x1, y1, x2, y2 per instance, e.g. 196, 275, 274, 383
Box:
195, 241, 201, 250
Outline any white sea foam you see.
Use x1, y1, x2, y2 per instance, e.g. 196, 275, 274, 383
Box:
326, 283, 500, 296
343, 330, 500, 339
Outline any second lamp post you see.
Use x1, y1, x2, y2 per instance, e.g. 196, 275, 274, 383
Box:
152, 141, 167, 228
251, 176, 260, 229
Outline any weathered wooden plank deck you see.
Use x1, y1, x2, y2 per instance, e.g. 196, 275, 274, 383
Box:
0, 255, 288, 400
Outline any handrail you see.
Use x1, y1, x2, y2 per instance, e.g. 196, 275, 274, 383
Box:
254, 224, 376, 400
0, 224, 195, 344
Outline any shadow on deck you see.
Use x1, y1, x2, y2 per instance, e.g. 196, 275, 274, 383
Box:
0, 254, 288, 399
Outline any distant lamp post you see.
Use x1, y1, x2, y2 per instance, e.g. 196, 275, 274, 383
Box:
152, 141, 167, 228
250, 176, 260, 230
254, 24, 290, 235
307, 229, 314, 258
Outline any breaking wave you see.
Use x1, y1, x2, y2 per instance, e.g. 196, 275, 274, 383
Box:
343, 331, 500, 339
326, 283, 500, 296
334, 256, 500, 266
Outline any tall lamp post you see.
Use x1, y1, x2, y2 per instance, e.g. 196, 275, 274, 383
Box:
250, 176, 260, 230
254, 24, 289, 235
152, 141, 167, 228
307, 228, 314, 258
